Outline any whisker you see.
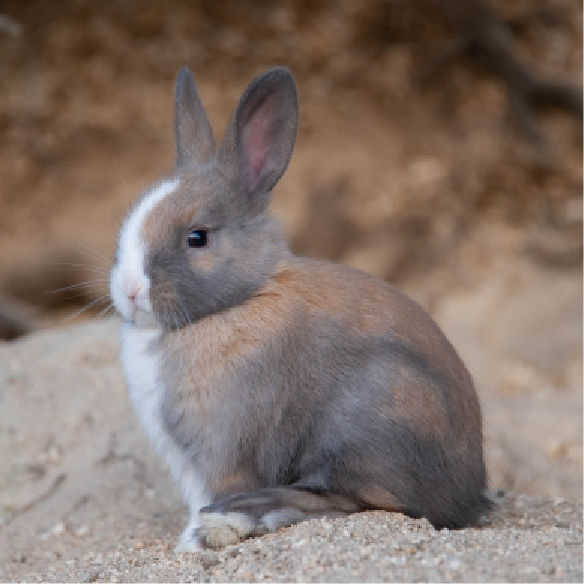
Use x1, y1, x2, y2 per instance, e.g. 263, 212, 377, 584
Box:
166, 303, 175, 332
62, 291, 104, 302
92, 303, 115, 323
62, 294, 112, 324
112, 157, 132, 198
69, 237, 112, 267
171, 306, 183, 370
44, 261, 111, 274
46, 280, 110, 294
183, 297, 193, 326
178, 296, 192, 327
172, 306, 180, 332
173, 298, 185, 327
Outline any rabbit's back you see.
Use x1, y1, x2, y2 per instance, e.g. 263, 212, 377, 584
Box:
267, 257, 489, 526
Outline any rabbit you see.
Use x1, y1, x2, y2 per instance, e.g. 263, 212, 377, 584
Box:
109, 66, 491, 552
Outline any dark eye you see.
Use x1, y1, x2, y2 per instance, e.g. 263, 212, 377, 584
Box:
187, 229, 208, 248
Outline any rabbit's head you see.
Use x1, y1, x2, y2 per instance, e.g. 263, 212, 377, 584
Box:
110, 68, 298, 329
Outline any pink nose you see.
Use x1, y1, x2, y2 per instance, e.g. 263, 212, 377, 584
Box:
122, 278, 142, 305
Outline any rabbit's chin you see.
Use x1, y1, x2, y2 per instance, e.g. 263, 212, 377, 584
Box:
128, 309, 160, 330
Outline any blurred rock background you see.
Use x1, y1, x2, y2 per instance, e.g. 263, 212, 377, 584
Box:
0, 0, 581, 502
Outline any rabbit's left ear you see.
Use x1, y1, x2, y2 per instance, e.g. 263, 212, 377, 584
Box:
219, 67, 299, 213
174, 68, 216, 168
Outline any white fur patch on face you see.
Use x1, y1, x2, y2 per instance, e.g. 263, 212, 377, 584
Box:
110, 178, 180, 326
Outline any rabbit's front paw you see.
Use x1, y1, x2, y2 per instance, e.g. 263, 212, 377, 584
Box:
175, 518, 203, 552
197, 510, 266, 549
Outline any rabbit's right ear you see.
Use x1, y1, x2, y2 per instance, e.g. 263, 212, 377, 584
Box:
219, 67, 298, 214
174, 68, 216, 168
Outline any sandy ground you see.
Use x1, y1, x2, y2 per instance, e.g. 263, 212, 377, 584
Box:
0, 1, 581, 580
0, 235, 581, 581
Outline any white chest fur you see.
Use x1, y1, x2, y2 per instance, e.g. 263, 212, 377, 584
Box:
120, 322, 210, 515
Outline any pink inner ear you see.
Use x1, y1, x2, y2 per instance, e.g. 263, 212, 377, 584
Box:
249, 151, 266, 182
241, 101, 273, 191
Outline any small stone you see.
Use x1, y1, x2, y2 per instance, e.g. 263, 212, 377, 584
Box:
199, 552, 220, 569
547, 442, 568, 460
75, 525, 90, 537
48, 445, 61, 463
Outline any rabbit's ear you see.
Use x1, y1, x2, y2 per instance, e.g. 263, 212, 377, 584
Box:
174, 68, 216, 168
219, 67, 298, 213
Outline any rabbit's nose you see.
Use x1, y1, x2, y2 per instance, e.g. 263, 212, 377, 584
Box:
122, 276, 143, 305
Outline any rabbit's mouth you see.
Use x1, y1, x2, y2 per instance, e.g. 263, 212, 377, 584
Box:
130, 307, 159, 329
110, 265, 160, 330
115, 293, 159, 330
116, 301, 159, 330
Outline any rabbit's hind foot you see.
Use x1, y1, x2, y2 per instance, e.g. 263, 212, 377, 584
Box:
195, 486, 354, 549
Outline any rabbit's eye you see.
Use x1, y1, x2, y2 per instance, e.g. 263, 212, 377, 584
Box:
187, 229, 208, 248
